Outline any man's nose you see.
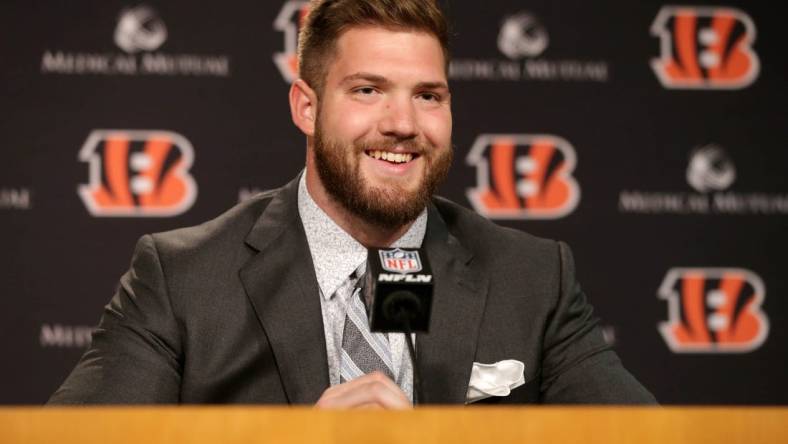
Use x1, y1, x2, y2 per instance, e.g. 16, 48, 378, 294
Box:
378, 97, 418, 140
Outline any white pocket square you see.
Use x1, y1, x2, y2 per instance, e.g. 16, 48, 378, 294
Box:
466, 359, 525, 403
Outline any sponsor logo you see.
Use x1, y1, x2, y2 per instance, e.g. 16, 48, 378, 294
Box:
600, 325, 617, 346
379, 248, 423, 274
238, 187, 264, 203
41, 4, 230, 77
497, 12, 549, 58
78, 129, 197, 217
450, 10, 609, 82
619, 144, 788, 215
686, 144, 736, 192
40, 324, 93, 348
0, 187, 32, 210
658, 268, 768, 353
466, 134, 580, 219
114, 5, 167, 53
273, 0, 311, 82
651, 6, 759, 89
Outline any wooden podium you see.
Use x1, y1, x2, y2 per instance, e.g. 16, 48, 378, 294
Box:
1, 407, 785, 443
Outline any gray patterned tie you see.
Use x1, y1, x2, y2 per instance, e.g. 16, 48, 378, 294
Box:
339, 266, 395, 383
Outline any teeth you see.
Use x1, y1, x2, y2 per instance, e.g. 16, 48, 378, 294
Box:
366, 150, 415, 163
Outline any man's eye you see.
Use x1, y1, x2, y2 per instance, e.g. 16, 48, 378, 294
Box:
418, 92, 440, 102
355, 87, 376, 95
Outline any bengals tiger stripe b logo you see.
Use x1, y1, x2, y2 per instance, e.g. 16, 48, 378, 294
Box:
78, 129, 197, 217
466, 134, 579, 219
273, 0, 310, 82
651, 6, 759, 89
658, 268, 769, 353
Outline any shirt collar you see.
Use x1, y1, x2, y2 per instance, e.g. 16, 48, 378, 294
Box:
297, 170, 428, 300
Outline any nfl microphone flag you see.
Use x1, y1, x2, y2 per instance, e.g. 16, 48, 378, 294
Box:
365, 248, 434, 333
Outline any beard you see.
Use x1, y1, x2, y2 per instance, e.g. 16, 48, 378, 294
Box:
313, 121, 453, 231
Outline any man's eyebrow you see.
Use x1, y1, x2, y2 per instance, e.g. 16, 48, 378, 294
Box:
339, 72, 390, 86
415, 81, 449, 91
339, 73, 449, 91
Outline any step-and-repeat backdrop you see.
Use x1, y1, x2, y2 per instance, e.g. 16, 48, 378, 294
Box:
2, 0, 785, 404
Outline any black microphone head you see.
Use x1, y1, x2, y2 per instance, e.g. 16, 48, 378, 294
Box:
366, 247, 434, 333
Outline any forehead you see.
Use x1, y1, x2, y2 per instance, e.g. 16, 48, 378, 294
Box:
326, 26, 447, 84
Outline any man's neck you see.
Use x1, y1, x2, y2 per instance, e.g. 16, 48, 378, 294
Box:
304, 167, 414, 248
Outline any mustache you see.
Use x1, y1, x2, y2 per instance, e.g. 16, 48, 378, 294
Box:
355, 138, 428, 154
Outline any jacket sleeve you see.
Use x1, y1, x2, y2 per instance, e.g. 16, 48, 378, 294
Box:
47, 235, 182, 404
538, 241, 657, 404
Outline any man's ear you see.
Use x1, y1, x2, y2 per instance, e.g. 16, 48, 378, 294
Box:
289, 79, 318, 136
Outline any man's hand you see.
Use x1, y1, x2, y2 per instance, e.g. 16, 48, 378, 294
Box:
315, 371, 412, 409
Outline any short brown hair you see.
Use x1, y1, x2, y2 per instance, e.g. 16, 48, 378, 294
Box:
297, 0, 450, 94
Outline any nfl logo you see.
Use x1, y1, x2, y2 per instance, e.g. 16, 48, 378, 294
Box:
379, 248, 422, 274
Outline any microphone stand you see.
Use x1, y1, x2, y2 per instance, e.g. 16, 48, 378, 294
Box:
393, 306, 424, 405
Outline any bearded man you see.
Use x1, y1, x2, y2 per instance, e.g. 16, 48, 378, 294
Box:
49, 0, 655, 407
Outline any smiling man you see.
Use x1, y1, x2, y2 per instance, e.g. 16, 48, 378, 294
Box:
297, 24, 453, 248
49, 0, 655, 407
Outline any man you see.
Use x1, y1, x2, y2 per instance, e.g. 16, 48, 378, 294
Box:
49, 0, 655, 407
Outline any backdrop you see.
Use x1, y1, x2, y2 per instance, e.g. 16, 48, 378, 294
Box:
1, 0, 785, 404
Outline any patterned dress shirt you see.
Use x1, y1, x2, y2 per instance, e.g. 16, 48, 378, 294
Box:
297, 171, 426, 400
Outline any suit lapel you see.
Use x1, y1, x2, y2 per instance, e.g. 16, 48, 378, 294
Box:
239, 177, 329, 404
418, 203, 489, 404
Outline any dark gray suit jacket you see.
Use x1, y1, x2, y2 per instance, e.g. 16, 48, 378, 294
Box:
49, 176, 655, 405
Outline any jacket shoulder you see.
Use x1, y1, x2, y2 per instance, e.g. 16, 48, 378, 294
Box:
432, 196, 558, 258
149, 188, 280, 255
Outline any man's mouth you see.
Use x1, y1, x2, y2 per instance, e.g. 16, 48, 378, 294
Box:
364, 150, 420, 164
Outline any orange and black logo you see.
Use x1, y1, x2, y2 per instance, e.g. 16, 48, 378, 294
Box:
273, 0, 310, 82
78, 129, 197, 217
651, 6, 759, 89
466, 134, 579, 219
658, 268, 768, 353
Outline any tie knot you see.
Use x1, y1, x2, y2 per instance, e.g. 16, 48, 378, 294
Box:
351, 261, 366, 280
351, 261, 370, 311
334, 261, 367, 303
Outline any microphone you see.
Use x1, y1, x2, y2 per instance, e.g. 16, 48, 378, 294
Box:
363, 247, 433, 404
